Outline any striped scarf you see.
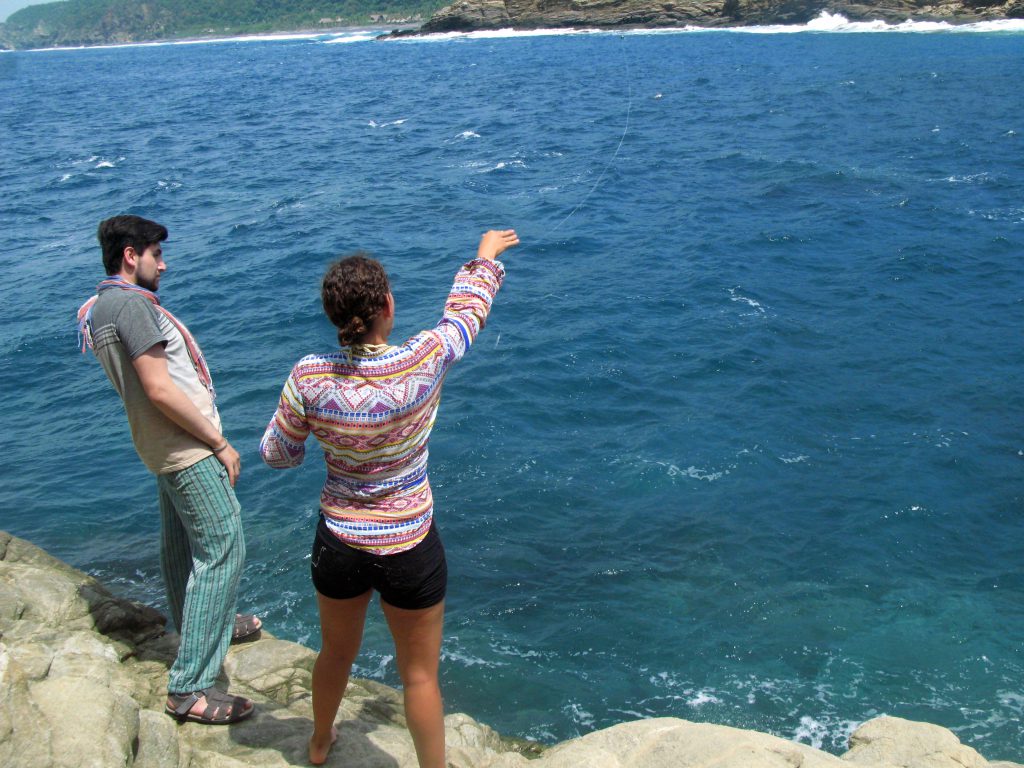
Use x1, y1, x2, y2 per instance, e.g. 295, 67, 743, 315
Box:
77, 276, 215, 399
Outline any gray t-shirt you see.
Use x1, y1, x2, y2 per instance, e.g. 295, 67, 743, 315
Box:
90, 288, 221, 474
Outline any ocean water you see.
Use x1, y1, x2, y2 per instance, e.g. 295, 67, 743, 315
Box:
2, 14, 1023, 759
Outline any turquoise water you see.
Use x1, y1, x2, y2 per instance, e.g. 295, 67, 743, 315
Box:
1, 20, 1023, 758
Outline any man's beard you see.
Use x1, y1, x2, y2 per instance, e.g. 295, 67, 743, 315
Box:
137, 274, 159, 292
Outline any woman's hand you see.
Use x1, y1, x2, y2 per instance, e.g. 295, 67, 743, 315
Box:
477, 229, 519, 262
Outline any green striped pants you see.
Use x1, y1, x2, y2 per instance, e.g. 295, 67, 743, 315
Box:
157, 455, 245, 694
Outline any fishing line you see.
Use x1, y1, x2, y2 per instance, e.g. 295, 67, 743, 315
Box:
530, 33, 634, 246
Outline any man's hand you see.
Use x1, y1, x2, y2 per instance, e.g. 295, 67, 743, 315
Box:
477, 229, 519, 262
215, 441, 241, 487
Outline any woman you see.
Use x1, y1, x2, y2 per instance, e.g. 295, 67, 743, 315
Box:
260, 229, 518, 766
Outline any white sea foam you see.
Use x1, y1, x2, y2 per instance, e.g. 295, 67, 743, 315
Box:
26, 31, 339, 52
611, 707, 647, 719
563, 701, 597, 728
491, 643, 545, 659
793, 715, 830, 749
686, 689, 722, 707
23, 27, 386, 52
442, 646, 500, 667
691, 12, 1024, 34
997, 691, 1024, 713
728, 287, 767, 314
779, 454, 809, 464
171, 32, 337, 44
667, 463, 726, 482
484, 159, 527, 172
355, 652, 395, 678
367, 118, 407, 128
401, 27, 606, 43
942, 172, 993, 184
647, 673, 724, 709
620, 455, 732, 482
323, 32, 381, 45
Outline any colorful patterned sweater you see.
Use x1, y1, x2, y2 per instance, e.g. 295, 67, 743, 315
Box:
259, 258, 505, 555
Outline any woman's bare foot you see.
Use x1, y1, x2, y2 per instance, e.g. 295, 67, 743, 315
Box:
309, 725, 338, 765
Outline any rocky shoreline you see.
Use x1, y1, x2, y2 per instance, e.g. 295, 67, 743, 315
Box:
416, 0, 1024, 33
1, 529, 1021, 768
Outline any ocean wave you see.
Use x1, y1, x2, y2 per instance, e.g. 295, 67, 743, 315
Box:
668, 12, 1024, 34
323, 32, 382, 45
793, 714, 862, 750
609, 455, 730, 483
23, 28, 383, 52
399, 28, 608, 43
728, 287, 767, 315
563, 701, 597, 729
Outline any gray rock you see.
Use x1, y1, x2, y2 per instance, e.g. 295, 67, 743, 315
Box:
30, 676, 140, 768
134, 710, 181, 768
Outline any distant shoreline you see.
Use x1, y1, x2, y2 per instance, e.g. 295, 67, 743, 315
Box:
0, 22, 422, 52
6, 13, 1024, 51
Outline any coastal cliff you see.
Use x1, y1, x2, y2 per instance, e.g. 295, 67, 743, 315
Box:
419, 0, 1024, 32
1, 530, 1022, 768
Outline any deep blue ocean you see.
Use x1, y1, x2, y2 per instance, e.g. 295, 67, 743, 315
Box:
1, 15, 1023, 759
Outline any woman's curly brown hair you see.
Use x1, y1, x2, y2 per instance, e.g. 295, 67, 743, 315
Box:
321, 253, 391, 347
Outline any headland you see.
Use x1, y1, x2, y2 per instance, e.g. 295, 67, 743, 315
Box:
417, 0, 1024, 33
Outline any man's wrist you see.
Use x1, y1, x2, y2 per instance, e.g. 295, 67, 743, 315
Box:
212, 439, 230, 454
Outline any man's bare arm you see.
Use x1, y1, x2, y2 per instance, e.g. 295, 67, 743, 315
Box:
132, 345, 241, 486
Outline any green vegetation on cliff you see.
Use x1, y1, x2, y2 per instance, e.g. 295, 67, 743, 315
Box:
0, 0, 444, 49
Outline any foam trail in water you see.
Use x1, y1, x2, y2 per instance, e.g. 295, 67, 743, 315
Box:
323, 31, 382, 44
23, 28, 380, 52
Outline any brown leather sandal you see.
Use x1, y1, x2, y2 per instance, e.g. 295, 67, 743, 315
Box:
166, 687, 254, 724
232, 613, 262, 643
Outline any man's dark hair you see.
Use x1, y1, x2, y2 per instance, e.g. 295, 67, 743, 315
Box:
97, 215, 168, 275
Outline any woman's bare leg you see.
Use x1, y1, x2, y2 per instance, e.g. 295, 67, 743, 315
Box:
382, 599, 446, 768
310, 589, 373, 765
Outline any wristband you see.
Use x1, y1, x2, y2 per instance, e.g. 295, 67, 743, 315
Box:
212, 440, 229, 454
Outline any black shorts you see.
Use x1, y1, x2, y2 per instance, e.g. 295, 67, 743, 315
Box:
310, 518, 447, 610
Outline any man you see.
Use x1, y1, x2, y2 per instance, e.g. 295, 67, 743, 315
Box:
78, 215, 259, 724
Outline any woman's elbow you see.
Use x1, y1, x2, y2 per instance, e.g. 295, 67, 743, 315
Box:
259, 436, 303, 469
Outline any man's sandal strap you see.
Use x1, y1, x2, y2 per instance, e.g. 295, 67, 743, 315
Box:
171, 690, 203, 717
